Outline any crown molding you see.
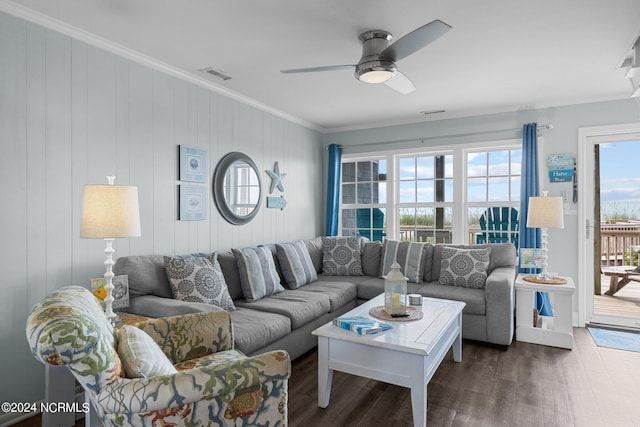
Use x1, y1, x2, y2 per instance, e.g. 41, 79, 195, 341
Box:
0, 1, 323, 132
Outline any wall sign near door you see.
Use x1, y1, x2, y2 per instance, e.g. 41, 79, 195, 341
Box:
547, 153, 575, 183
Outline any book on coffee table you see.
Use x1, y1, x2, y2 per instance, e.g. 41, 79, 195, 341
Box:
333, 316, 392, 335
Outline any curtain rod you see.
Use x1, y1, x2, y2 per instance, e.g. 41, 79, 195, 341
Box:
324, 123, 554, 150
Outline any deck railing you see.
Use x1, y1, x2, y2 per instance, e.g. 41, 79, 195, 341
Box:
398, 223, 640, 267
600, 224, 640, 266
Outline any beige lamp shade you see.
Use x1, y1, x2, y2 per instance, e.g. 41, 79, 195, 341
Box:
80, 185, 141, 238
526, 196, 564, 229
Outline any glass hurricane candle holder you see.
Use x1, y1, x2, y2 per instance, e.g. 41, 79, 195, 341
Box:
384, 261, 408, 316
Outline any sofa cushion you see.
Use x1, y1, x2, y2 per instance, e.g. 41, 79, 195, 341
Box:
316, 274, 372, 286
235, 290, 331, 329
361, 241, 383, 276
276, 241, 318, 289
116, 325, 177, 378
217, 250, 243, 300
128, 295, 227, 318
417, 283, 486, 315
233, 246, 285, 302
228, 308, 291, 355
356, 277, 424, 301
114, 255, 173, 299
163, 254, 236, 311
438, 247, 491, 288
304, 237, 324, 274
321, 236, 363, 276
294, 281, 357, 311
380, 240, 427, 283
421, 243, 435, 282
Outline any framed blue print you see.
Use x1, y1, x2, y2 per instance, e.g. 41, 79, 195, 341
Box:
179, 145, 207, 182
179, 185, 207, 220
519, 248, 542, 269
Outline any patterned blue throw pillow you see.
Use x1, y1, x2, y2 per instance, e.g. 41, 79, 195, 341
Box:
438, 247, 491, 288
233, 246, 285, 302
321, 236, 363, 276
164, 253, 236, 311
276, 241, 318, 289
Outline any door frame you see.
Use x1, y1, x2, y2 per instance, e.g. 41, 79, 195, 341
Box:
578, 122, 640, 327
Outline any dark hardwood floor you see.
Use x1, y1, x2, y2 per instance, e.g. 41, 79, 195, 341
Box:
287, 327, 640, 427
16, 327, 640, 427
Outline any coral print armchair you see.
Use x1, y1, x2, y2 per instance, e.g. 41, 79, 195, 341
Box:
26, 286, 290, 426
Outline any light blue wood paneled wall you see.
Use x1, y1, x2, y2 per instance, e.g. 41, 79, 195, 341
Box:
0, 11, 324, 405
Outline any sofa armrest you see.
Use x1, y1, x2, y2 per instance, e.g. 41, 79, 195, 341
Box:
94, 350, 291, 416
484, 265, 516, 345
132, 311, 234, 363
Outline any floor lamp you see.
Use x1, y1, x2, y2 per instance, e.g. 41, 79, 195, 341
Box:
81, 176, 140, 324
526, 193, 564, 280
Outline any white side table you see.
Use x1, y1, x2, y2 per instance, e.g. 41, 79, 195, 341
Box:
515, 274, 575, 349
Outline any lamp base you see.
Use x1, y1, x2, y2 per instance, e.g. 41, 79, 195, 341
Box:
536, 272, 555, 281
109, 313, 122, 326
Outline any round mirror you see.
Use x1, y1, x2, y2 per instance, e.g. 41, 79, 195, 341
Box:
213, 152, 262, 225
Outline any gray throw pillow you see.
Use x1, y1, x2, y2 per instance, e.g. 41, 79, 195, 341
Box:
276, 241, 318, 289
321, 236, 364, 276
379, 240, 427, 283
164, 254, 236, 311
438, 247, 491, 288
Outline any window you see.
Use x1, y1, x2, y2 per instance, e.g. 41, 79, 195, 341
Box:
466, 148, 521, 247
338, 139, 523, 245
224, 163, 260, 216
398, 154, 453, 243
340, 158, 387, 241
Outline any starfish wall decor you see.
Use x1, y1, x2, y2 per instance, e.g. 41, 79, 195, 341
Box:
266, 161, 287, 194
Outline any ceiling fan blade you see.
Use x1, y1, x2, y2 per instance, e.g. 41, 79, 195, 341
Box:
281, 65, 355, 74
382, 19, 452, 62
384, 71, 416, 94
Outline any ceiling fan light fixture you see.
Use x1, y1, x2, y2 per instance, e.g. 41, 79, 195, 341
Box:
359, 69, 396, 83
355, 60, 397, 84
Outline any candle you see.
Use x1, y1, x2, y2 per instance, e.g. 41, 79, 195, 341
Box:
391, 292, 401, 309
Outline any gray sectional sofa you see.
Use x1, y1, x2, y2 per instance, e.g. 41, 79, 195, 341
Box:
114, 237, 517, 360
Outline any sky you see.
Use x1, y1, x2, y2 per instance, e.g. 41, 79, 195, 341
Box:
599, 140, 640, 219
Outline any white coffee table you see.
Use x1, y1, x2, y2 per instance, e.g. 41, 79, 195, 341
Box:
312, 294, 465, 427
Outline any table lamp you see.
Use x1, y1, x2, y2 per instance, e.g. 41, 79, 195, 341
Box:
81, 176, 140, 323
526, 193, 564, 280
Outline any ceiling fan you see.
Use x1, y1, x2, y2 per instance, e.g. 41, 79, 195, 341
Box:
280, 19, 451, 94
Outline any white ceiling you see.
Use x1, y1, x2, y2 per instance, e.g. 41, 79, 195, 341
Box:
3, 0, 640, 132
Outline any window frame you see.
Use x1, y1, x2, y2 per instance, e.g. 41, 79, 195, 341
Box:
463, 144, 522, 246
338, 156, 390, 241
339, 137, 526, 244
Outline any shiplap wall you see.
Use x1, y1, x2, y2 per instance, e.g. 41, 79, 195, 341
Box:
0, 11, 324, 405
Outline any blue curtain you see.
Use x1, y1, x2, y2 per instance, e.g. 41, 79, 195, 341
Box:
520, 123, 553, 317
325, 144, 342, 236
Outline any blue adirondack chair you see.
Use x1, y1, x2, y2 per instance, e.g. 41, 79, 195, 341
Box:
476, 207, 519, 249
356, 208, 386, 242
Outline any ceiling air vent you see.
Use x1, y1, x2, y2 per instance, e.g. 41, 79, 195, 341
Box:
199, 67, 232, 81
420, 109, 446, 116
